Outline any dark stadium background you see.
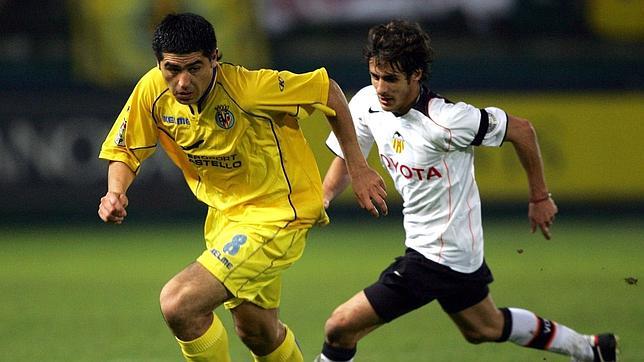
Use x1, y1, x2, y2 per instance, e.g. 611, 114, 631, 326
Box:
0, 0, 641, 222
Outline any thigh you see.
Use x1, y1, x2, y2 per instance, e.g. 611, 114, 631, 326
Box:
163, 262, 232, 312
197, 216, 309, 310
363, 250, 441, 322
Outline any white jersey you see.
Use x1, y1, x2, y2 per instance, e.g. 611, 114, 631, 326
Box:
327, 85, 508, 273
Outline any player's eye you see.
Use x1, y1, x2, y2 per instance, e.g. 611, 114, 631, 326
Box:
165, 66, 180, 75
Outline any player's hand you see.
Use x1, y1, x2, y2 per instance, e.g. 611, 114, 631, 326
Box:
98, 191, 129, 224
528, 197, 558, 240
350, 166, 388, 218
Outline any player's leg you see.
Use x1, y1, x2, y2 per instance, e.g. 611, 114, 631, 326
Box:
197, 218, 309, 361
316, 291, 385, 362
318, 249, 439, 362
160, 262, 233, 361
231, 302, 303, 361
446, 294, 617, 361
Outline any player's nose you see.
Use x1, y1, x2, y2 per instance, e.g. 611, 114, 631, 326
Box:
374, 79, 388, 94
177, 72, 191, 89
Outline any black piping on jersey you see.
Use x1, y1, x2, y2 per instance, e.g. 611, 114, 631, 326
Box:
215, 81, 299, 223
151, 89, 177, 147
501, 111, 510, 144
151, 88, 171, 126
181, 139, 204, 150
471, 109, 489, 146
151, 87, 186, 144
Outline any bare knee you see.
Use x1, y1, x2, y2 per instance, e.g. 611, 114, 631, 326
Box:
159, 280, 199, 330
159, 265, 227, 340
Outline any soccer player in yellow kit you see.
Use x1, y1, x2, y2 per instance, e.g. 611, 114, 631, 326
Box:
97, 13, 387, 362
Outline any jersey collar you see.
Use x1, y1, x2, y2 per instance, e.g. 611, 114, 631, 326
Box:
195, 66, 218, 113
409, 85, 432, 118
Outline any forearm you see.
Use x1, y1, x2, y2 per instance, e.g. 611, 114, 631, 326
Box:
506, 116, 549, 200
107, 160, 136, 195
323, 157, 351, 205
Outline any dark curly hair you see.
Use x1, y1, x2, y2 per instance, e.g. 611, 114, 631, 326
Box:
152, 13, 221, 61
364, 20, 433, 82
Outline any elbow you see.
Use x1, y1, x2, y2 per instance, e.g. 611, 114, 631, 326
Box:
507, 115, 537, 143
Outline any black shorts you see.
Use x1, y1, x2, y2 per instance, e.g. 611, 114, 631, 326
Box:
363, 248, 494, 322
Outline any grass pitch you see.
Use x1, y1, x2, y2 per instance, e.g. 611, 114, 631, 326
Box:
1, 214, 641, 361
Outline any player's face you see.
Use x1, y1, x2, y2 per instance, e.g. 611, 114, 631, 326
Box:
159, 51, 216, 105
369, 59, 422, 115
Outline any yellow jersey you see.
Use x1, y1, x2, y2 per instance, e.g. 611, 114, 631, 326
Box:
99, 63, 331, 227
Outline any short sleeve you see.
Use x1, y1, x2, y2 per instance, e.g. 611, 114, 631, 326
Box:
432, 101, 508, 149
245, 67, 331, 120
99, 69, 160, 173
326, 91, 374, 158
472, 107, 508, 147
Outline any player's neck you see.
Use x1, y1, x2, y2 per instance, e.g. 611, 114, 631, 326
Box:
393, 83, 422, 117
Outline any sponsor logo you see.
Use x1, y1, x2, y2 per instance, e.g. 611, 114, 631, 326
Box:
368, 107, 379, 113
380, 154, 442, 181
209, 248, 233, 269
392, 132, 405, 153
187, 153, 242, 169
278, 76, 285, 92
215, 105, 235, 129
162, 115, 190, 125
114, 119, 126, 146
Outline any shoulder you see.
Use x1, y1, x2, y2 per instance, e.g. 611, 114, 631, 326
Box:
131, 67, 169, 105
427, 94, 479, 126
138, 67, 167, 90
352, 85, 376, 100
349, 85, 378, 109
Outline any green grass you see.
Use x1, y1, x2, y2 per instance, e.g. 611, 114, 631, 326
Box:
1, 216, 642, 361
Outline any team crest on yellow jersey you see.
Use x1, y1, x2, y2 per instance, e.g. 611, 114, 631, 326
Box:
392, 131, 405, 153
215, 105, 235, 129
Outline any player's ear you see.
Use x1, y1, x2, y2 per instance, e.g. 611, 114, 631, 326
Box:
412, 69, 422, 82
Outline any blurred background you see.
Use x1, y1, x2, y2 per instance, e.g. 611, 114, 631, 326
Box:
1, 2, 642, 361
0, 0, 643, 222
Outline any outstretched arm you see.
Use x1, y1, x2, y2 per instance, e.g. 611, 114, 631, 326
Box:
505, 115, 558, 239
325, 79, 387, 217
98, 161, 135, 224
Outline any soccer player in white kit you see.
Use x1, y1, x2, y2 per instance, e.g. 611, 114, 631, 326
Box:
316, 20, 618, 362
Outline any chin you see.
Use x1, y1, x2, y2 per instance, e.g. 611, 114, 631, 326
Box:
176, 98, 194, 105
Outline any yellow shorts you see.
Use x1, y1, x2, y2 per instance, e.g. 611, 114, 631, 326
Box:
197, 209, 310, 310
